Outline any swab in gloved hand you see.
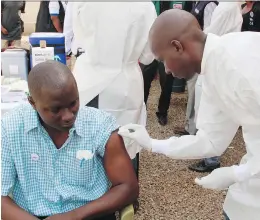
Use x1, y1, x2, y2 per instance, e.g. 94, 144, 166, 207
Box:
118, 125, 143, 159
118, 124, 152, 151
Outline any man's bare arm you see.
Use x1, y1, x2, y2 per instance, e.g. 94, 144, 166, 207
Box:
61, 131, 139, 220
50, 16, 63, 33
1, 196, 39, 220
1, 25, 8, 35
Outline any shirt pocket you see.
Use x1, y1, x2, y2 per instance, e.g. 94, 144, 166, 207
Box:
60, 152, 96, 187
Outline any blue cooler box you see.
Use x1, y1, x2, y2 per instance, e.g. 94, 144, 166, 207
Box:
29, 33, 66, 67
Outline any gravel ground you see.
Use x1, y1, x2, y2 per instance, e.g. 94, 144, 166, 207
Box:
21, 37, 245, 220
135, 80, 245, 220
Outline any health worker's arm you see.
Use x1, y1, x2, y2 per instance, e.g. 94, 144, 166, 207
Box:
64, 132, 139, 219
151, 87, 239, 159
1, 126, 39, 220
49, 2, 63, 33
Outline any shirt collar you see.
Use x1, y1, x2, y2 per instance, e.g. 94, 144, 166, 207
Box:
24, 105, 41, 133
73, 108, 84, 137
201, 33, 220, 75
24, 105, 84, 137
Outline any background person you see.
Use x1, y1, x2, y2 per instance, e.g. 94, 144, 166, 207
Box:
35, 1, 67, 33
241, 1, 260, 32
72, 2, 157, 187
1, 1, 23, 49
174, 1, 218, 136
142, 1, 189, 126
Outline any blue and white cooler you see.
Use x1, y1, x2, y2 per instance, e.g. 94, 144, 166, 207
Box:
29, 33, 66, 67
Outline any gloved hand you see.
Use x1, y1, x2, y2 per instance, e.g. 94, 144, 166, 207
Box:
195, 166, 237, 190
118, 124, 152, 150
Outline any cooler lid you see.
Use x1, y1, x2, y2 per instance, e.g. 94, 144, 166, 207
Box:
2, 49, 27, 57
29, 32, 65, 46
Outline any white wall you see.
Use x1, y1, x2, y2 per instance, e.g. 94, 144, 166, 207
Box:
21, 2, 40, 35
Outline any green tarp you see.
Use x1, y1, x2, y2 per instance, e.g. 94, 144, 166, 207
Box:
153, 1, 186, 15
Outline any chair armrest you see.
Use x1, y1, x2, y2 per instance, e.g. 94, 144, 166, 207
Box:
119, 204, 134, 220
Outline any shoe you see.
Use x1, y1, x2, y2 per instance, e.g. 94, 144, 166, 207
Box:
156, 112, 167, 126
174, 127, 190, 136
188, 160, 220, 173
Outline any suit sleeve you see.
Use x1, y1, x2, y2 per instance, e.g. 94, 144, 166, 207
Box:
49, 1, 60, 16
152, 85, 239, 159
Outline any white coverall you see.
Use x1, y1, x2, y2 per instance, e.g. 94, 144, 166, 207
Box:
119, 32, 260, 220
72, 2, 156, 158
194, 2, 244, 166
63, 2, 76, 55
185, 1, 217, 135
72, 2, 156, 122
63, 2, 83, 56
195, 2, 243, 121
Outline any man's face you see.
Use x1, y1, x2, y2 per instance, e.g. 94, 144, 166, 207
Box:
29, 80, 80, 132
152, 40, 196, 80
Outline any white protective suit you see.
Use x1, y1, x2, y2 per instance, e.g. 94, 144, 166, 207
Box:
119, 32, 260, 220
72, 3, 156, 158
195, 2, 243, 121
72, 2, 156, 119
63, 2, 77, 55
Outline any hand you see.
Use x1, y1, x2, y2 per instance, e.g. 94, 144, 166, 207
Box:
45, 211, 79, 220
1, 27, 8, 35
195, 166, 237, 190
118, 124, 152, 150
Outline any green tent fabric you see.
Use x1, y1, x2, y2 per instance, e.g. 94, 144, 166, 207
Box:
153, 1, 160, 15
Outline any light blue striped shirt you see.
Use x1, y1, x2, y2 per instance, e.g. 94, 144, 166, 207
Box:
1, 104, 118, 216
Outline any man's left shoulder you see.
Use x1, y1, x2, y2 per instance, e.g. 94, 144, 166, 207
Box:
77, 107, 118, 128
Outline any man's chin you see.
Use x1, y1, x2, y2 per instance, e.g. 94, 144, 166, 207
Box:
184, 73, 196, 80
58, 125, 74, 132
172, 73, 185, 80
61, 126, 73, 131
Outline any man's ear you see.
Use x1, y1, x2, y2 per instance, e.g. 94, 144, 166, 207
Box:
28, 96, 36, 110
170, 40, 183, 54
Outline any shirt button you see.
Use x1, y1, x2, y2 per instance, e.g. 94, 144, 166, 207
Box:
55, 180, 59, 185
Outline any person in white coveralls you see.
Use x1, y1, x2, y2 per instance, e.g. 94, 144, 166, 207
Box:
118, 8, 260, 220
189, 2, 243, 173
72, 2, 156, 157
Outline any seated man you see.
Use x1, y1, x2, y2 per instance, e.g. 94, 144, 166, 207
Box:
1, 61, 139, 220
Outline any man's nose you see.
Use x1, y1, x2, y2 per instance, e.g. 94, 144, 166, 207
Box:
61, 109, 74, 122
164, 62, 171, 75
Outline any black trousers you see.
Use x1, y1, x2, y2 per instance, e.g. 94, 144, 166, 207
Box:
142, 60, 174, 117
37, 214, 116, 220
21, 1, 26, 12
